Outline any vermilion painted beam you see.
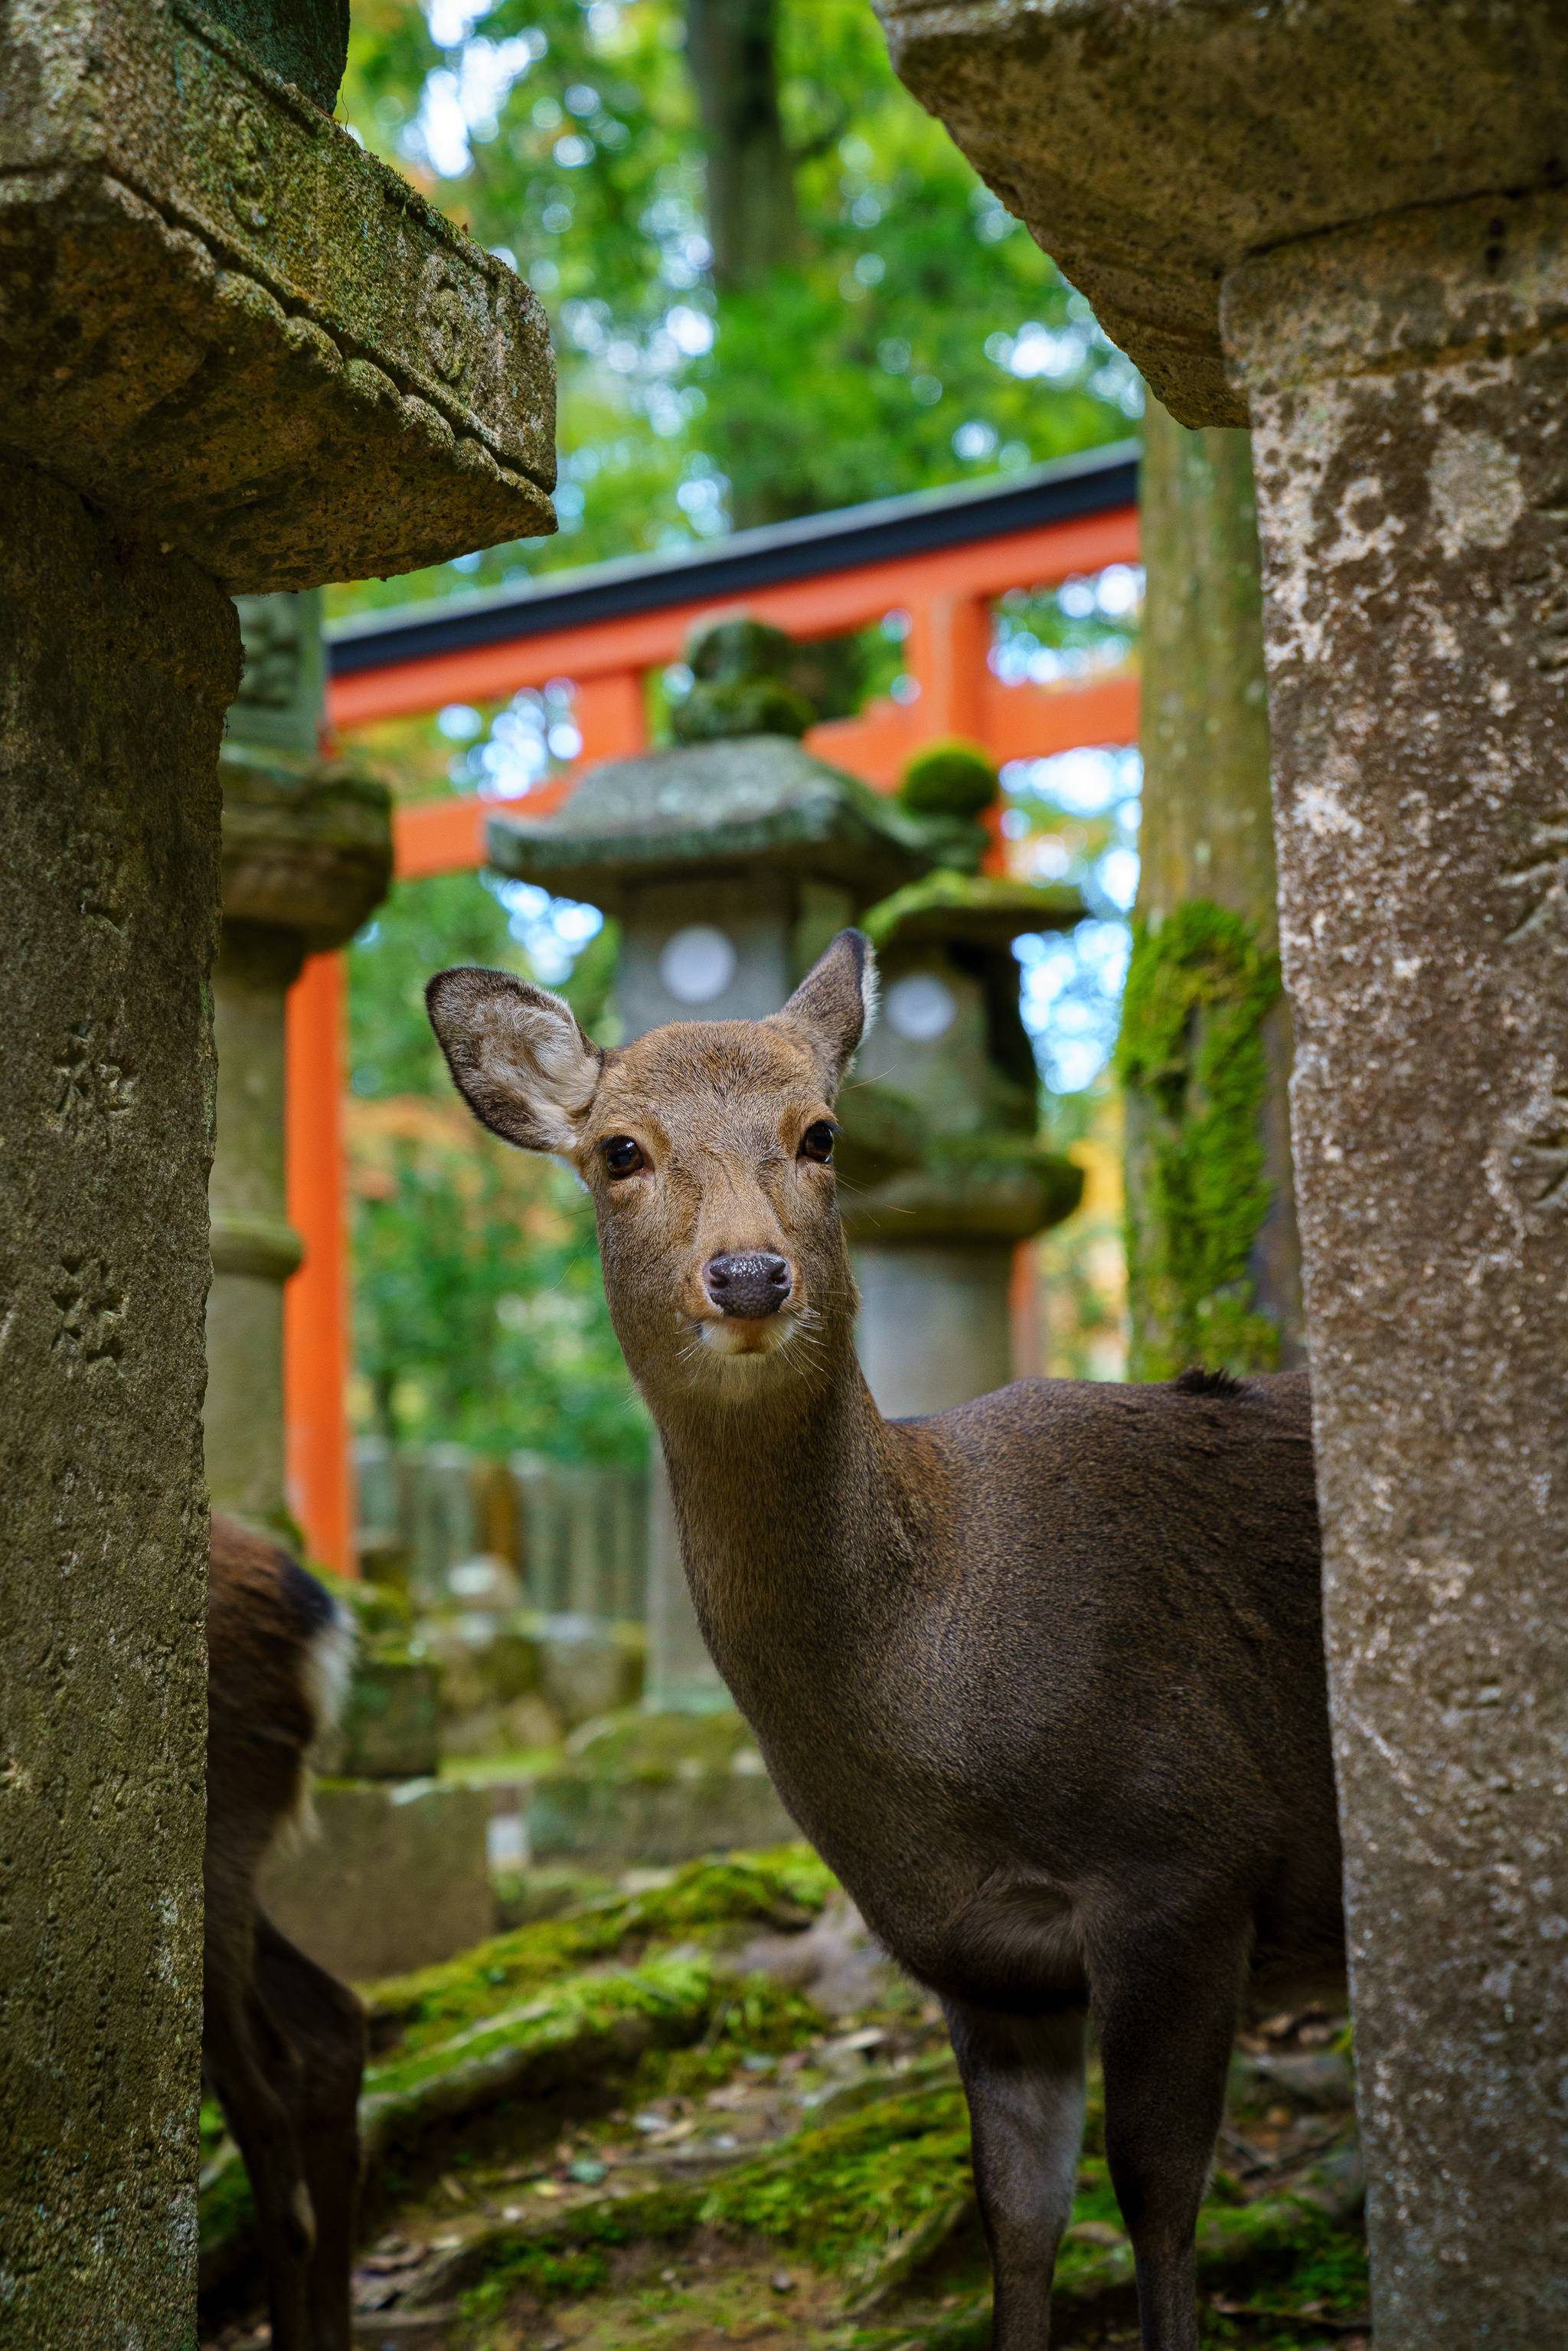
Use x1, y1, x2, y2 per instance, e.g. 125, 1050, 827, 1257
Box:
983, 669, 1141, 765
329, 508, 1139, 731
284, 950, 354, 1575
392, 767, 582, 881
390, 669, 1141, 880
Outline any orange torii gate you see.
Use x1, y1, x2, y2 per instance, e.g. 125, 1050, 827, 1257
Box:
287, 443, 1142, 1569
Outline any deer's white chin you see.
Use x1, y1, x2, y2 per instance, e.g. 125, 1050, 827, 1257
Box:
696, 1316, 793, 1362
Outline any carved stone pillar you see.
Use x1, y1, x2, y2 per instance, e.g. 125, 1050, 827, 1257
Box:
0, 0, 554, 2332
877, 5, 1568, 2336
210, 590, 390, 1533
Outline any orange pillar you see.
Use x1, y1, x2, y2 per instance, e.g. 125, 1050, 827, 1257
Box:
906, 590, 1005, 869
284, 949, 356, 1575
905, 590, 991, 740
573, 667, 647, 763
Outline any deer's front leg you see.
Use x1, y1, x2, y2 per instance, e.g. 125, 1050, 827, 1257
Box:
944, 1996, 1089, 2350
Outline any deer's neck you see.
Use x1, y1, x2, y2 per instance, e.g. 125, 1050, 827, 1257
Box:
648, 1340, 936, 1697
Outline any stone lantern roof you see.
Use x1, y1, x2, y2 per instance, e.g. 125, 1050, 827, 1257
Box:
862, 868, 1083, 954
0, 0, 556, 590
486, 734, 978, 907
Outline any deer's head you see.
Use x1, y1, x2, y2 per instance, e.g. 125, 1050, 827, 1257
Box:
426, 930, 876, 1407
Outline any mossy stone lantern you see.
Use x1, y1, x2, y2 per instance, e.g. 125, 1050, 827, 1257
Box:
845, 743, 1086, 1417
486, 623, 973, 1708
211, 590, 393, 1535
485, 624, 974, 1067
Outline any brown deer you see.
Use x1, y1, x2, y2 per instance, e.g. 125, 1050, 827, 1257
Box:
206, 1512, 367, 2350
426, 930, 1345, 2351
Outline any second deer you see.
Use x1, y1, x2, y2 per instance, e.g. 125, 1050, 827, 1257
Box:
427, 930, 1344, 2351
206, 1512, 367, 2350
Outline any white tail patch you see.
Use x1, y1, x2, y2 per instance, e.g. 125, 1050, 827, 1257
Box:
283, 1595, 356, 1846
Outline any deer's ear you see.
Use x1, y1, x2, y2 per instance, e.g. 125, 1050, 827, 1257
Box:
771, 929, 878, 1094
426, 966, 602, 1154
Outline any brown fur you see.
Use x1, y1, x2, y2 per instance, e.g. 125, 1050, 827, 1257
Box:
427, 934, 1344, 2351
206, 1514, 365, 2350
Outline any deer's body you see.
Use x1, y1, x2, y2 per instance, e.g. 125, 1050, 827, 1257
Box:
427, 933, 1345, 2351
206, 1512, 366, 2351
665, 1368, 1338, 2019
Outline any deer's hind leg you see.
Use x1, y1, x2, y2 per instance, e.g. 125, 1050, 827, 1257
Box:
204, 1969, 315, 2351
1092, 1918, 1250, 2351
256, 1912, 367, 2351
944, 1996, 1089, 2350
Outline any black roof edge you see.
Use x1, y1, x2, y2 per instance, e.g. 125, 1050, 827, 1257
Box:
328, 442, 1140, 681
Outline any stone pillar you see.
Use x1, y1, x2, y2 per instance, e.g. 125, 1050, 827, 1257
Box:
210, 590, 390, 1534
0, 0, 554, 2330
1231, 190, 1568, 2341
877, 4, 1568, 2336
0, 456, 234, 2350
853, 1244, 1013, 1416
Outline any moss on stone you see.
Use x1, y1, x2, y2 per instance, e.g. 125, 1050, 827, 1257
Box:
364, 1846, 834, 2059
1116, 898, 1282, 1378
862, 868, 1080, 953
900, 739, 999, 822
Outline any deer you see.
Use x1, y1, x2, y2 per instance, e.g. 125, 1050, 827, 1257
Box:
426, 929, 1346, 2351
205, 1511, 367, 2350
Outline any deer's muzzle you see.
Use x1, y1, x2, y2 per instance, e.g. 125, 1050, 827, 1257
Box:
704, 1251, 794, 1319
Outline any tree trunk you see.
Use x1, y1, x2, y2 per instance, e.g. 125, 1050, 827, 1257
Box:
684, 0, 804, 531
1119, 405, 1302, 1378
684, 0, 799, 299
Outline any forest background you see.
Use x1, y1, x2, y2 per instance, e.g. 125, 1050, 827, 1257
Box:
337, 0, 1145, 1465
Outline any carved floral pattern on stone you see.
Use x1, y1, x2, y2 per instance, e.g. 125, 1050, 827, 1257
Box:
51, 1022, 136, 1133
1500, 806, 1568, 941
50, 1255, 127, 1372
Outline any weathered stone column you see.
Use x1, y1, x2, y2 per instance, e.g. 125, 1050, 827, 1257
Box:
1231, 191, 1568, 2338
210, 590, 390, 1532
0, 1, 554, 2334
0, 452, 234, 2351
878, 5, 1568, 2337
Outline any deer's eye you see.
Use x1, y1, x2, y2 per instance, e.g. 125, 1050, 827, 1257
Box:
601, 1136, 645, 1179
799, 1120, 837, 1165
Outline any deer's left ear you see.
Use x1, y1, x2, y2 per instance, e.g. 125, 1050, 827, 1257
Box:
426, 966, 602, 1154
769, 929, 878, 1094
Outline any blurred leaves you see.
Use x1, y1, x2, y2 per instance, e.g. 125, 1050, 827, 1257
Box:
330, 0, 1138, 611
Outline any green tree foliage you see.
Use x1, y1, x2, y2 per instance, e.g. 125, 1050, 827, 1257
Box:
347, 875, 647, 1463
332, 0, 1138, 607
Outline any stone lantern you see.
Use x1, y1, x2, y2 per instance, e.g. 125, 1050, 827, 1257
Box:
849, 870, 1085, 1417
209, 590, 392, 1533
878, 4, 1568, 2335
0, 0, 554, 2328
487, 641, 972, 1713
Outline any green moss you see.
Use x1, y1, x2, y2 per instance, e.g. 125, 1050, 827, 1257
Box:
632, 1974, 826, 2102
364, 1953, 717, 2107
365, 1846, 834, 2058
900, 739, 999, 821
862, 868, 1081, 952
1116, 898, 1283, 1379
702, 2083, 973, 2272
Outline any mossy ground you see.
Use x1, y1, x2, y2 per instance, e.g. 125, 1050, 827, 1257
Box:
201, 1850, 1367, 2351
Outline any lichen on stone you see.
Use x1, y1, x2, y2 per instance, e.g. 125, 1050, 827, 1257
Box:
1116, 898, 1282, 1379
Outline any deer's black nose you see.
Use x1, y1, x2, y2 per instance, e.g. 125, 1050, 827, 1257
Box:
704, 1252, 793, 1319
